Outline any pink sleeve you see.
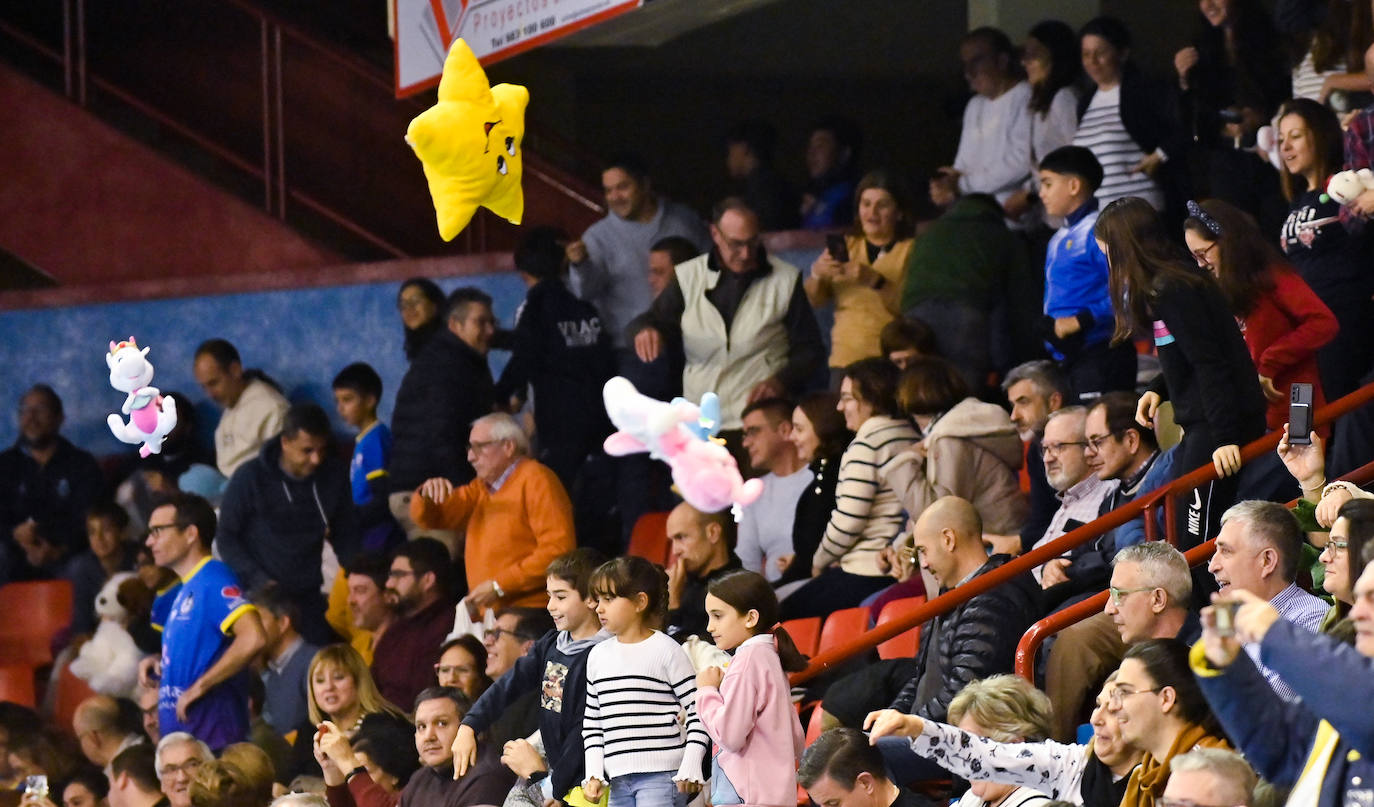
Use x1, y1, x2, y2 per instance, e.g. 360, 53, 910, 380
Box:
695, 647, 763, 753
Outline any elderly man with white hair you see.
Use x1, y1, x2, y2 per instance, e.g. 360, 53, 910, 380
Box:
412, 413, 575, 610
154, 733, 212, 807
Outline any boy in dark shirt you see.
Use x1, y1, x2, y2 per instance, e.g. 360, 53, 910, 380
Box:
451, 549, 608, 804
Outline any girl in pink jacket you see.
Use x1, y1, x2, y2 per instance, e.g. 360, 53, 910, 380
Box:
697, 571, 808, 807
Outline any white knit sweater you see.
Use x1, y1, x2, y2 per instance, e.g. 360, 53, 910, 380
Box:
582, 630, 708, 784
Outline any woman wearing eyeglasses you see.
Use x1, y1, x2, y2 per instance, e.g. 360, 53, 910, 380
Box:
1182, 198, 1336, 434
434, 635, 494, 701
1312, 499, 1374, 640
1095, 197, 1267, 550
866, 673, 1141, 807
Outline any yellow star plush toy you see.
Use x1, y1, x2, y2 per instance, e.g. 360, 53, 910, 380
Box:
406, 39, 528, 241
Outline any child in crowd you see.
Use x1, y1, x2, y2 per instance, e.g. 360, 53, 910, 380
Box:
331, 363, 395, 552
452, 548, 610, 805
696, 571, 807, 807
1095, 197, 1266, 549
1037, 146, 1137, 400
64, 501, 138, 636
582, 557, 708, 807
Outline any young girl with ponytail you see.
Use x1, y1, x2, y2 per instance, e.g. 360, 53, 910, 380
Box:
696, 570, 808, 807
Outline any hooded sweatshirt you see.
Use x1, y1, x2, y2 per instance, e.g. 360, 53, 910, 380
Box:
881, 397, 1028, 534
462, 629, 610, 801
217, 437, 361, 594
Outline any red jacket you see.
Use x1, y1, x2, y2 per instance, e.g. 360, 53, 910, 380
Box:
1240, 266, 1337, 431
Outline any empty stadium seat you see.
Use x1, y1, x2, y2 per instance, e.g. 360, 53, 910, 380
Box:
52, 661, 98, 734
627, 511, 671, 566
0, 664, 36, 708
781, 616, 822, 658
0, 580, 74, 667
817, 606, 869, 655
875, 596, 926, 660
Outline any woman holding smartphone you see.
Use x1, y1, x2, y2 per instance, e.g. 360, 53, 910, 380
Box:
806, 170, 915, 387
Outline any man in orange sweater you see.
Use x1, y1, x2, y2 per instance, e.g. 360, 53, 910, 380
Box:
411, 413, 575, 612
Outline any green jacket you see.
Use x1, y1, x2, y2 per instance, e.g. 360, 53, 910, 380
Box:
899, 196, 1038, 356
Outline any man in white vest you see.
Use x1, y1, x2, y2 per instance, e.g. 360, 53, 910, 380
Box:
630, 197, 824, 458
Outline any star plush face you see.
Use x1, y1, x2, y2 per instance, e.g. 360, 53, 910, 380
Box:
406, 39, 528, 241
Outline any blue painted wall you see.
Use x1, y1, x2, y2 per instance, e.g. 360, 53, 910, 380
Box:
0, 273, 528, 457
0, 246, 827, 460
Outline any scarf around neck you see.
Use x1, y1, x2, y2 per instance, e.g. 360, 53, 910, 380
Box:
1120, 722, 1229, 807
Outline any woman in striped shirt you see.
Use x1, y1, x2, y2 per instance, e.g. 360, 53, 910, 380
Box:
781, 358, 918, 620
1073, 17, 1180, 212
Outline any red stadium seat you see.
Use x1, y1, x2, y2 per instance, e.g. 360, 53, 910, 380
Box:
780, 617, 822, 658
52, 661, 98, 734
817, 607, 869, 655
627, 511, 671, 565
0, 580, 74, 667
0, 664, 36, 708
875, 596, 926, 660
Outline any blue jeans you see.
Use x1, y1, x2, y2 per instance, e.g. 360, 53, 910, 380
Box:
710, 754, 742, 805
609, 771, 686, 807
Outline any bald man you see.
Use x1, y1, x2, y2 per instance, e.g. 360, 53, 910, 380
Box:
73, 695, 146, 772
664, 501, 741, 642
820, 497, 1044, 786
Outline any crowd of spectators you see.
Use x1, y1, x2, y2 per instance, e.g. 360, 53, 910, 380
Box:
6, 6, 1374, 807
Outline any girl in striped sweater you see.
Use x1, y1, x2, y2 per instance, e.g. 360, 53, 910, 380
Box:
582, 557, 708, 807
697, 571, 807, 807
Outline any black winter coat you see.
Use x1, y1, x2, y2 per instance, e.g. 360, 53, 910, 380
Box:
890, 555, 1043, 722
387, 329, 495, 490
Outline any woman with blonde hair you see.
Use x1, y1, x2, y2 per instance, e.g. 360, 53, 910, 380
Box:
306, 645, 407, 734
189, 761, 260, 807
868, 672, 1141, 806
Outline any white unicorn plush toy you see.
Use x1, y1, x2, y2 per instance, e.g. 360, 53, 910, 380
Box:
106, 337, 177, 457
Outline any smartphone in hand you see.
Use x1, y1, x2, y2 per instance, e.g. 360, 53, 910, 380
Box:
1288, 383, 1313, 445
825, 234, 849, 263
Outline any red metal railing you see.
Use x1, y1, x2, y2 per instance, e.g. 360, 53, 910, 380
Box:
789, 380, 1374, 685
1013, 455, 1374, 681
0, 0, 604, 260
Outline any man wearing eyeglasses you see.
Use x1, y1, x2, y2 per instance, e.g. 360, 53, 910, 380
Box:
1085, 392, 1174, 552
152, 733, 211, 807
137, 494, 265, 751
1029, 407, 1113, 600
1045, 542, 1197, 741
629, 198, 825, 457
370, 538, 456, 710
410, 413, 575, 614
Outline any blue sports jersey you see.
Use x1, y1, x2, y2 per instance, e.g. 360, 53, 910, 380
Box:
149, 579, 183, 633
158, 557, 255, 750
350, 422, 391, 506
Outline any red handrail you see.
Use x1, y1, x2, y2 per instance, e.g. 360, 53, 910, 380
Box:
789, 380, 1374, 685
1013, 456, 1374, 681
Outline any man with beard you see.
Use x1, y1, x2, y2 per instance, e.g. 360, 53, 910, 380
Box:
371, 539, 455, 709
0, 384, 105, 582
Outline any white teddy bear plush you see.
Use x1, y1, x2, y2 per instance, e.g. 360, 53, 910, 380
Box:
1325, 168, 1374, 206
69, 572, 147, 698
